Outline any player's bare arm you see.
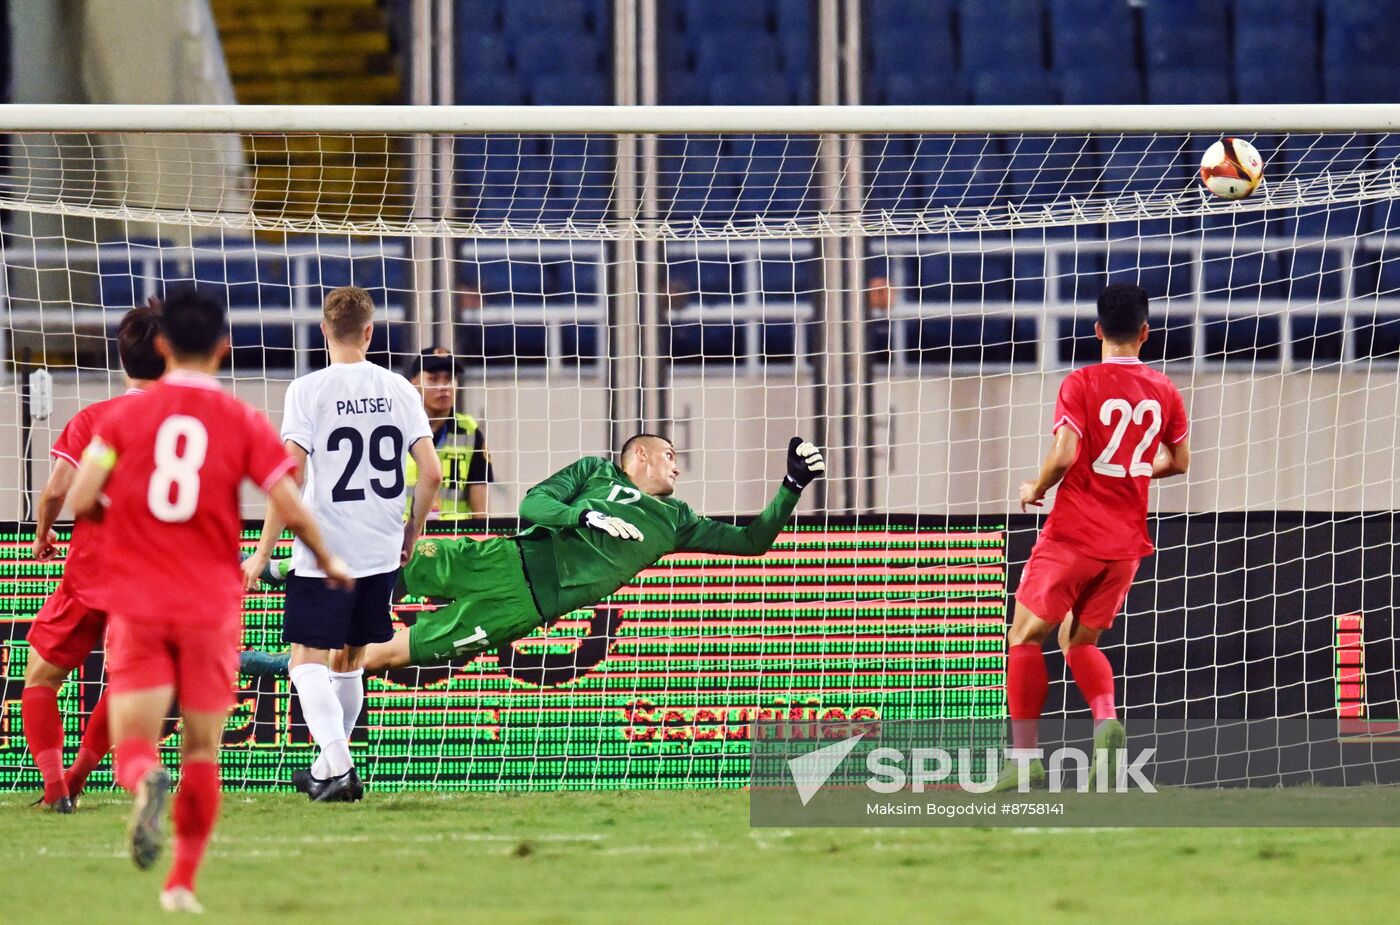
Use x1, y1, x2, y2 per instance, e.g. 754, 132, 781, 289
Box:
241, 441, 308, 590
265, 475, 354, 591
1019, 425, 1080, 511
1152, 436, 1190, 479
403, 436, 443, 565
32, 459, 76, 560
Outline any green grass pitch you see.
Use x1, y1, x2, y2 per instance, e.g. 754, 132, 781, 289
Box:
2, 790, 1396, 924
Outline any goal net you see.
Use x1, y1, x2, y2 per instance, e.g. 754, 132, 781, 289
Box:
0, 107, 1396, 792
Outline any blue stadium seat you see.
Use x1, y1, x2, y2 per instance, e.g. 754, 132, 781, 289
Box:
502, 0, 592, 35
663, 71, 710, 104
871, 30, 956, 78
869, 0, 955, 31
547, 259, 602, 303
531, 72, 610, 104
710, 72, 790, 105
1235, 59, 1321, 104
1142, 0, 1230, 68
1006, 135, 1102, 205
1323, 62, 1400, 103
1106, 246, 1195, 301
878, 72, 965, 105
1059, 68, 1144, 104
693, 30, 783, 76
969, 69, 1059, 105
1048, 0, 1134, 33
917, 251, 1045, 303
1099, 135, 1186, 197
1048, 0, 1136, 71
1049, 24, 1135, 74
1282, 247, 1346, 302
660, 137, 735, 218
456, 32, 510, 73
683, 0, 770, 32
455, 0, 503, 32
476, 258, 546, 305
1147, 67, 1233, 104
728, 136, 818, 217
774, 0, 812, 74
189, 250, 292, 309
866, 138, 923, 212
1201, 247, 1288, 301
309, 252, 410, 309
917, 136, 1006, 210
458, 73, 527, 104
515, 33, 603, 76
1322, 0, 1400, 67
960, 0, 1045, 71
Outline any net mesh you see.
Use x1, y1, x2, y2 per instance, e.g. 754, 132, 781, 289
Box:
0, 125, 1397, 791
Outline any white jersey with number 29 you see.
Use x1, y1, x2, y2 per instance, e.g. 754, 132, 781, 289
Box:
281, 360, 433, 578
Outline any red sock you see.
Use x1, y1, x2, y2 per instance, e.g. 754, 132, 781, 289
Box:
1007, 643, 1049, 751
165, 760, 221, 894
114, 738, 160, 793
21, 686, 68, 803
65, 692, 111, 794
1066, 644, 1117, 721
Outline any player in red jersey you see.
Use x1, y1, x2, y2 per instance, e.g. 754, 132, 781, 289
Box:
68, 290, 354, 914
23, 301, 164, 813
995, 284, 1190, 791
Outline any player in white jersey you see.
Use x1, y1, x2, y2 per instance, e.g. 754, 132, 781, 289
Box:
242, 286, 441, 802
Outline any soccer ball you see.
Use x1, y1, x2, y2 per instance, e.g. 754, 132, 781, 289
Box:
1199, 138, 1264, 200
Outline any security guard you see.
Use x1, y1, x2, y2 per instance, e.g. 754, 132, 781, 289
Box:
401, 347, 494, 519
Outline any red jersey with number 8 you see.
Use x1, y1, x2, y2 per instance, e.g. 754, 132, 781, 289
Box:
87, 370, 295, 623
1041, 357, 1189, 560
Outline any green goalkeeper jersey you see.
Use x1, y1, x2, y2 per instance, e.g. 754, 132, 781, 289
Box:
515, 455, 800, 620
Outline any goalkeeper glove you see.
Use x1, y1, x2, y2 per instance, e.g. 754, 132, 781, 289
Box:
580, 510, 645, 541
783, 437, 826, 493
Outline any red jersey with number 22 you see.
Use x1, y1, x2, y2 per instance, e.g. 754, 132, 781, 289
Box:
90, 370, 295, 624
1040, 357, 1189, 560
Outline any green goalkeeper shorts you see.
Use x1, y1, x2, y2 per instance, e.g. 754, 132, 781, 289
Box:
403, 536, 543, 664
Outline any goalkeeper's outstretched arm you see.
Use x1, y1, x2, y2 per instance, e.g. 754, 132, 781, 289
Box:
675, 438, 825, 556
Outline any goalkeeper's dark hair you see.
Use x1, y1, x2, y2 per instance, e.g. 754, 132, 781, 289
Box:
1097, 283, 1150, 343
619, 433, 673, 465
116, 298, 165, 380
158, 288, 228, 357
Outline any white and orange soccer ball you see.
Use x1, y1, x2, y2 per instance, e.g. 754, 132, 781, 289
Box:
1199, 137, 1265, 200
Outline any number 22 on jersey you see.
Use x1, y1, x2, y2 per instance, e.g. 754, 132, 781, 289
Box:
1091, 398, 1161, 479
147, 415, 209, 522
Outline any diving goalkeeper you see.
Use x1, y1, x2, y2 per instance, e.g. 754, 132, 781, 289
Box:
242, 434, 824, 676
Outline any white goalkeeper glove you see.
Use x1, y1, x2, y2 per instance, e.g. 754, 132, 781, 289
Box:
580, 510, 645, 541
783, 437, 826, 493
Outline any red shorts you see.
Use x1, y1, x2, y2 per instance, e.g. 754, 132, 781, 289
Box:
105, 615, 240, 713
27, 580, 107, 671
1014, 537, 1141, 631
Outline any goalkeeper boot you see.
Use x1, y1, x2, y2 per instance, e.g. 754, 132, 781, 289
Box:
128, 766, 172, 870
347, 767, 365, 802
307, 769, 358, 803
1087, 719, 1127, 792
291, 768, 312, 795
239, 649, 291, 678
989, 757, 1047, 793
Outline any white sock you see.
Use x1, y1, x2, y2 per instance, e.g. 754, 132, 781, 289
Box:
290, 662, 352, 778
330, 668, 364, 740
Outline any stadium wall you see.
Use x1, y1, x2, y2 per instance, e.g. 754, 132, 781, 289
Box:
2, 369, 1394, 519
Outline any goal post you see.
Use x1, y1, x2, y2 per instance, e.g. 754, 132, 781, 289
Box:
0, 104, 1397, 792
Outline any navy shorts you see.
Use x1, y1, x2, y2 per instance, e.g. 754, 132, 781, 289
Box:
282, 569, 398, 650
